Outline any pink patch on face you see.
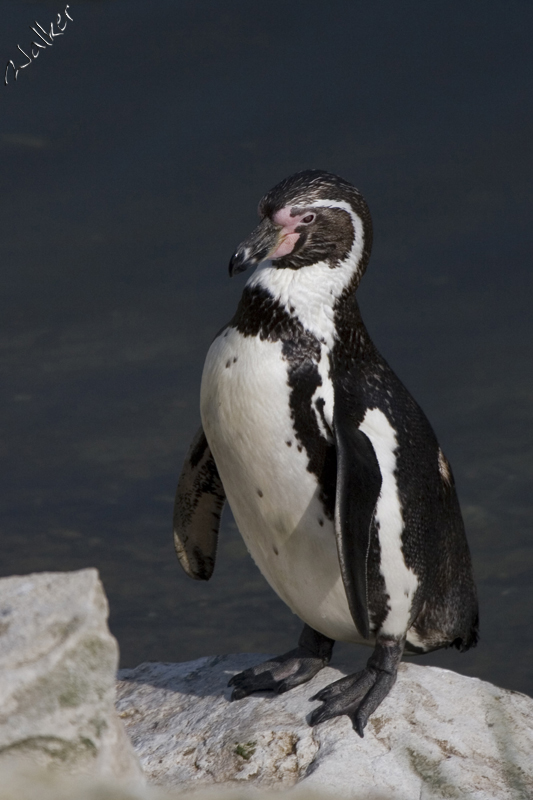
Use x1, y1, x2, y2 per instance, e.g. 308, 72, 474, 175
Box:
273, 207, 298, 229
271, 232, 300, 258
270, 205, 311, 259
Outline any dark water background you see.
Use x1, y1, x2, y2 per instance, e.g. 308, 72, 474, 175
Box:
0, 0, 532, 694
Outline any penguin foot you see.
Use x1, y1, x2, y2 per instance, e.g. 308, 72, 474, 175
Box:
228, 624, 334, 701
309, 637, 404, 737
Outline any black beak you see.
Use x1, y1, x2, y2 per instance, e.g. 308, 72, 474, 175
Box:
228, 217, 280, 277
228, 248, 251, 277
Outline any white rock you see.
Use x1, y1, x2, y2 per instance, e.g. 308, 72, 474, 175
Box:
117, 654, 533, 799
0, 764, 335, 800
0, 569, 142, 783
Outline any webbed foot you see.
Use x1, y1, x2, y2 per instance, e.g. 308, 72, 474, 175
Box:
228, 624, 334, 701
309, 637, 404, 737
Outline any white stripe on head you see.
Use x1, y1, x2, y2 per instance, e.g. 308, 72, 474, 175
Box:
247, 199, 366, 349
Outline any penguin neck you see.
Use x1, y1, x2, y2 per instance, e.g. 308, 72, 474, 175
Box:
331, 290, 375, 364
244, 253, 363, 350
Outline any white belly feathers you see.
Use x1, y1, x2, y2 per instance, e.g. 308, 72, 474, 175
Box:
201, 326, 420, 647
200, 326, 362, 643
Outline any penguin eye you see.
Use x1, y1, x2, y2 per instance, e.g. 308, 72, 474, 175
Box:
301, 213, 315, 224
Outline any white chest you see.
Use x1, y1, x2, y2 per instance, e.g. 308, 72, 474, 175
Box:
200, 327, 361, 643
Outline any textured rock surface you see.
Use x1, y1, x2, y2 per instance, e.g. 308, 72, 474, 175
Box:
0, 768, 154, 800
117, 654, 533, 799
0, 766, 333, 800
0, 570, 142, 782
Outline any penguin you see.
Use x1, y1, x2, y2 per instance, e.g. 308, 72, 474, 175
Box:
173, 170, 478, 737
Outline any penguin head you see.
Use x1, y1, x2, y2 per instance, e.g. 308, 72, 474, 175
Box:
229, 170, 373, 288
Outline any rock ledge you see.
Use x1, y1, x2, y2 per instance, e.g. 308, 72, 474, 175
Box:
117, 653, 533, 799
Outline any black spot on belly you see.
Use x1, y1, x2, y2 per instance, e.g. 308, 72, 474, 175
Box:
273, 545, 279, 555
257, 489, 263, 497
318, 518, 324, 527
286, 440, 292, 447
233, 356, 238, 363
225, 360, 231, 368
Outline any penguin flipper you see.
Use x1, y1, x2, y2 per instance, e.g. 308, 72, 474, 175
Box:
333, 399, 382, 639
173, 426, 226, 581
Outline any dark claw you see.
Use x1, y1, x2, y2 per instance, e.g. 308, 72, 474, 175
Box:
309, 637, 404, 736
228, 658, 279, 688
228, 664, 279, 700
310, 669, 367, 703
309, 700, 342, 727
228, 625, 334, 701
309, 669, 377, 732
228, 657, 325, 701
353, 714, 365, 738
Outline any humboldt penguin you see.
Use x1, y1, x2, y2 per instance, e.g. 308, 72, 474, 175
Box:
173, 170, 478, 736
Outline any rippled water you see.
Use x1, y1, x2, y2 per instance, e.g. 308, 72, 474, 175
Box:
0, 0, 532, 695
